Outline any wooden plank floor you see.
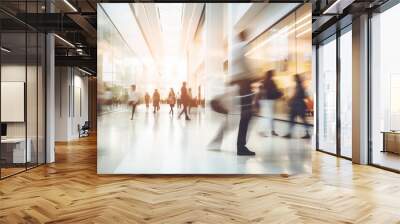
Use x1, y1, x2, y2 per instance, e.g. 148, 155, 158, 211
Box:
1, 135, 400, 224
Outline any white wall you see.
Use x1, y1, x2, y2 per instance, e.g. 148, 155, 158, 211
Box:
55, 67, 69, 141
55, 67, 89, 141
1, 66, 26, 138
72, 74, 89, 137
1, 65, 37, 138
1, 63, 46, 163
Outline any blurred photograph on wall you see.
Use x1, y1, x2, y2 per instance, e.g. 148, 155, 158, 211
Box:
97, 3, 313, 174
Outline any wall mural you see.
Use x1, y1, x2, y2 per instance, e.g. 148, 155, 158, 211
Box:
97, 3, 313, 174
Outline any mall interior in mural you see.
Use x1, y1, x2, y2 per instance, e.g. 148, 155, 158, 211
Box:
97, 3, 312, 174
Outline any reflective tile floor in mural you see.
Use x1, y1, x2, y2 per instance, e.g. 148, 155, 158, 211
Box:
97, 105, 312, 174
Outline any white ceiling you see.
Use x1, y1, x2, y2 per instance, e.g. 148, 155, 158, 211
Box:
101, 3, 153, 66
131, 3, 204, 77
101, 3, 204, 81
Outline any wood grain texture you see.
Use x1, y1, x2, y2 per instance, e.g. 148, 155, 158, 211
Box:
1, 135, 400, 224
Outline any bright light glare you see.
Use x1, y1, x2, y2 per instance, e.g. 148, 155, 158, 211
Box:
158, 4, 183, 57
78, 67, 92, 76
246, 13, 311, 56
63, 0, 78, 12
157, 3, 182, 33
54, 34, 75, 48
1, 47, 11, 53
296, 27, 312, 38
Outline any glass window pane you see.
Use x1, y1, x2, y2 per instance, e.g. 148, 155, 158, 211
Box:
318, 37, 337, 154
27, 31, 38, 169
371, 3, 400, 171
26, 0, 40, 169
38, 32, 45, 165
1, 30, 28, 177
0, 1, 46, 179
340, 29, 352, 158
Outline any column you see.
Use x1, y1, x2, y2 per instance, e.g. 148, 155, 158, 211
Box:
204, 3, 225, 101
352, 14, 369, 164
46, 32, 55, 163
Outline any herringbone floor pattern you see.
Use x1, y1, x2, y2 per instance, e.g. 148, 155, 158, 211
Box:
1, 135, 400, 223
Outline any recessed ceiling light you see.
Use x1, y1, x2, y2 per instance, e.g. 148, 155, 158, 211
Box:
1, 47, 11, 53
54, 34, 75, 48
63, 0, 78, 12
323, 0, 354, 15
78, 67, 93, 76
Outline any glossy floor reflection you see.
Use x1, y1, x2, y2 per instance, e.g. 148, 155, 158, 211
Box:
98, 104, 312, 174
373, 151, 400, 171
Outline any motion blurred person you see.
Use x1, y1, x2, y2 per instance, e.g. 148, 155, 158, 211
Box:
168, 88, 176, 115
259, 70, 282, 137
129, 85, 140, 120
188, 88, 193, 114
152, 89, 160, 113
283, 74, 311, 139
177, 93, 181, 109
103, 85, 113, 108
178, 82, 190, 120
98, 84, 112, 113
231, 30, 256, 156
144, 92, 150, 109
208, 86, 235, 151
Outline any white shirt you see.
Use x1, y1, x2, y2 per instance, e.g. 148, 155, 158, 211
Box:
129, 91, 140, 103
231, 41, 252, 77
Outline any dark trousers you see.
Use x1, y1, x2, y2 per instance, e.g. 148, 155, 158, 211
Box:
169, 105, 174, 115
288, 110, 309, 135
153, 103, 160, 112
131, 103, 137, 119
237, 110, 252, 149
178, 104, 189, 119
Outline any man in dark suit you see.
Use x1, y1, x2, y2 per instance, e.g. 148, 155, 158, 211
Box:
178, 82, 190, 120
152, 89, 160, 113
231, 30, 256, 156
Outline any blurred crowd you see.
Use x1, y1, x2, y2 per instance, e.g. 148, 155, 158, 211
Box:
98, 29, 313, 157
208, 30, 313, 156
98, 82, 205, 120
